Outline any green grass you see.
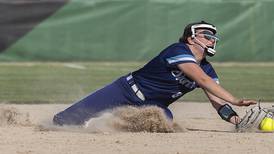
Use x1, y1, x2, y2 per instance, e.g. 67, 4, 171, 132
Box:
0, 62, 273, 104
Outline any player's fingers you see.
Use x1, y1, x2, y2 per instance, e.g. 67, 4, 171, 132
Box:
243, 100, 257, 106
247, 100, 257, 104
236, 99, 256, 106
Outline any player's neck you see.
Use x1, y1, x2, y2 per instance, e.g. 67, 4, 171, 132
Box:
187, 44, 205, 63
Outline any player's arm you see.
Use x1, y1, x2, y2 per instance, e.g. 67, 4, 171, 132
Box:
203, 89, 240, 124
177, 63, 256, 106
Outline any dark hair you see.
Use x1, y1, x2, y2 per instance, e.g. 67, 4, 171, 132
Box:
179, 21, 216, 43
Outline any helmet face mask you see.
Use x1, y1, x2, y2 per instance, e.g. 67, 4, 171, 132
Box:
190, 23, 217, 38
180, 21, 219, 57
188, 21, 219, 57
195, 30, 219, 57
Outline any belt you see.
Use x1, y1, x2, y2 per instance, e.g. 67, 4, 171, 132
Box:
126, 74, 146, 101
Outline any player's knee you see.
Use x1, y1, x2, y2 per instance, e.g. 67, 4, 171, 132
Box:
53, 114, 64, 126
53, 112, 86, 126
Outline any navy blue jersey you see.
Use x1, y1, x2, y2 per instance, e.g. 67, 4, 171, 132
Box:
53, 42, 219, 125
132, 42, 219, 106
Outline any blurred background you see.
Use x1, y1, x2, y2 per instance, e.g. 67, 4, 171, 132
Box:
1, 0, 273, 61
0, 0, 273, 103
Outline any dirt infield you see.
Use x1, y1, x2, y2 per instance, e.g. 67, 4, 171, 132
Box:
1, 102, 274, 154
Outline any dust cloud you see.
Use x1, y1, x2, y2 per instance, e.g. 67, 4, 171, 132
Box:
0, 105, 185, 133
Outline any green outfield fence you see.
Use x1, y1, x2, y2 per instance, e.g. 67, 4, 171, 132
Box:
0, 0, 273, 61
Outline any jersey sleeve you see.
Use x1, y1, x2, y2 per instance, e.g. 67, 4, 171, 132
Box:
164, 44, 197, 66
208, 68, 219, 84
202, 61, 219, 84
195, 61, 219, 88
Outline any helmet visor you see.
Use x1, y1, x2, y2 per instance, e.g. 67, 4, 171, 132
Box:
197, 30, 219, 42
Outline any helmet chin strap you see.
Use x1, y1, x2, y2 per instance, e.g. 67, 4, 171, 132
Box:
193, 37, 216, 57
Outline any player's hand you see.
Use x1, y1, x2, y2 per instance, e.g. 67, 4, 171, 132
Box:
234, 99, 257, 106
229, 115, 241, 125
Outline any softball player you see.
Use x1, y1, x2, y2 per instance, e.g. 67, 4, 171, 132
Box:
53, 21, 256, 126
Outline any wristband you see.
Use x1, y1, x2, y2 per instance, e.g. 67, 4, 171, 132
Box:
218, 104, 238, 122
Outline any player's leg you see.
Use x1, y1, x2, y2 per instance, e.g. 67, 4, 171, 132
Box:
161, 106, 173, 120
53, 80, 131, 126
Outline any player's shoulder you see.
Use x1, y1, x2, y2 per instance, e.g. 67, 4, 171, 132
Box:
167, 42, 189, 51
161, 42, 197, 65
